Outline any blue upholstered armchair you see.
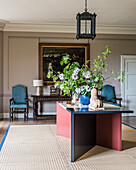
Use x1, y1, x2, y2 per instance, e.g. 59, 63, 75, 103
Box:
9, 85, 29, 121
101, 84, 122, 107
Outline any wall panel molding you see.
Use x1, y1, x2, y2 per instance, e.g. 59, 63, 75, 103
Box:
3, 31, 136, 115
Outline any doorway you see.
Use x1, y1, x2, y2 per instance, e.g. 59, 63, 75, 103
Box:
121, 55, 136, 116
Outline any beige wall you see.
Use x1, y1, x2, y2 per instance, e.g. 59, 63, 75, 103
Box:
91, 36, 136, 95
2, 32, 136, 117
3, 32, 89, 116
0, 31, 3, 117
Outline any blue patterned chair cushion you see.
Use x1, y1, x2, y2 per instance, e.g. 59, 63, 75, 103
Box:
102, 85, 115, 103
104, 102, 120, 107
10, 104, 27, 108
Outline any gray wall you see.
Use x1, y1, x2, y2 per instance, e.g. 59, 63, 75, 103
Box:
3, 32, 89, 117
0, 31, 3, 118
91, 35, 136, 96
2, 32, 136, 117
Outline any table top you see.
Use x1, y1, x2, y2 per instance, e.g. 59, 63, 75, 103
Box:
31, 95, 71, 98
59, 103, 134, 115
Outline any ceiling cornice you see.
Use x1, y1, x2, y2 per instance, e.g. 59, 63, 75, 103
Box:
97, 25, 136, 35
3, 23, 136, 35
0, 19, 9, 31
4, 23, 76, 33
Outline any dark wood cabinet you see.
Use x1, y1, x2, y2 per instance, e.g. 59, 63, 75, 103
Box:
31, 95, 71, 120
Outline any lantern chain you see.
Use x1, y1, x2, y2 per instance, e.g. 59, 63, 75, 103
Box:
85, 0, 87, 12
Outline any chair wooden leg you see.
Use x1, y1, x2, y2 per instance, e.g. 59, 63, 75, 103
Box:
9, 108, 11, 121
11, 108, 13, 121
24, 109, 26, 121
25, 108, 28, 121
26, 108, 28, 120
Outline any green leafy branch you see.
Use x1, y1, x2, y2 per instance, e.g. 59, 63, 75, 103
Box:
47, 45, 125, 96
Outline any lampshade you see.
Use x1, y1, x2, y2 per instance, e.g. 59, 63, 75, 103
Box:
33, 80, 43, 87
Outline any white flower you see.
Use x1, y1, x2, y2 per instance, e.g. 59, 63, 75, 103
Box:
86, 85, 91, 92
60, 84, 64, 90
73, 67, 79, 75
84, 71, 90, 79
75, 88, 81, 94
84, 74, 90, 79
59, 73, 64, 80
81, 85, 86, 91
86, 71, 90, 75
66, 91, 70, 94
54, 84, 59, 88
72, 74, 78, 80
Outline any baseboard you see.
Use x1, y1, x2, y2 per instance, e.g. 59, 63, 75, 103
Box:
3, 112, 56, 119
122, 113, 136, 116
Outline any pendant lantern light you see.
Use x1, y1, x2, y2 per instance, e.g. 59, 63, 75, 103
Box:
76, 0, 96, 40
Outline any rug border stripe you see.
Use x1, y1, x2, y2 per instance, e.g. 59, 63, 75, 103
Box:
122, 122, 136, 130
10, 124, 56, 126
0, 124, 55, 151
0, 125, 10, 151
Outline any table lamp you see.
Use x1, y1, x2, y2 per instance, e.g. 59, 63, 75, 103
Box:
33, 80, 43, 95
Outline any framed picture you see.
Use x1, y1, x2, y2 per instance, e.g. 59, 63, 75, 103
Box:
39, 43, 90, 85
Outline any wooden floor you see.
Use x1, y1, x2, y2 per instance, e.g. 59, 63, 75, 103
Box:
0, 116, 136, 144
122, 116, 136, 128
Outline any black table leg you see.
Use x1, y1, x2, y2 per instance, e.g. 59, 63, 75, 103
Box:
71, 114, 96, 162
33, 101, 38, 120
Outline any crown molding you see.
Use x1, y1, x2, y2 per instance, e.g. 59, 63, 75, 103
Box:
97, 25, 136, 35
3, 23, 136, 35
0, 19, 9, 31
4, 23, 76, 33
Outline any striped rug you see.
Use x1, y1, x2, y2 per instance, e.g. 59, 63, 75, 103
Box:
0, 124, 136, 170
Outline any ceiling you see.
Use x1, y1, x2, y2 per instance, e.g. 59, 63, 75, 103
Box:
0, 0, 136, 33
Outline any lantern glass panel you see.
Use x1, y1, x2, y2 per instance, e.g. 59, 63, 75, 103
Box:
81, 19, 91, 34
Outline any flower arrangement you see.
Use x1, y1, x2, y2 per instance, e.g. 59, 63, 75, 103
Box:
47, 45, 125, 97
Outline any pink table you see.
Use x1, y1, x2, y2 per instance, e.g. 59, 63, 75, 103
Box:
56, 102, 133, 162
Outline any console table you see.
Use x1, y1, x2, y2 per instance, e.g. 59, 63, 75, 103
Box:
57, 102, 133, 162
31, 95, 71, 120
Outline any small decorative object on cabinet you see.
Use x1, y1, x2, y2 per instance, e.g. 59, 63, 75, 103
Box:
50, 86, 60, 96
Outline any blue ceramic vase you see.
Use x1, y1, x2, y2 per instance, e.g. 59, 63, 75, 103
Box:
79, 95, 91, 105
79, 108, 89, 111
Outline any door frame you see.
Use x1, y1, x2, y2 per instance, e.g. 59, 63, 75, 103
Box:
121, 55, 136, 116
